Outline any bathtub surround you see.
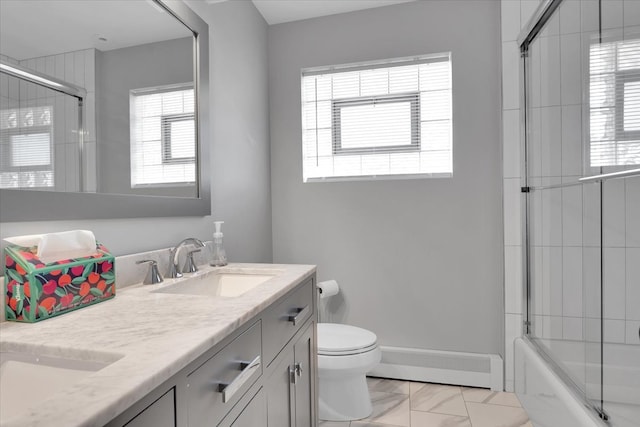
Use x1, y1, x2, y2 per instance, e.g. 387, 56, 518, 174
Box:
501, 0, 543, 393
269, 0, 503, 366
0, 0, 272, 266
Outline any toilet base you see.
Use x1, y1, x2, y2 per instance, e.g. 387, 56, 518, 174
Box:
318, 374, 373, 421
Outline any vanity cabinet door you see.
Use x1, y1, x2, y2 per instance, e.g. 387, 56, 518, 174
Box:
265, 321, 317, 427
293, 323, 315, 427
123, 388, 175, 427
265, 346, 295, 427
228, 388, 267, 427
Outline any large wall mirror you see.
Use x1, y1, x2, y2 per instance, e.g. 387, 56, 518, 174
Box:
0, 0, 210, 221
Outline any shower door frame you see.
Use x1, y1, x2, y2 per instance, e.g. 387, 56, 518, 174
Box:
517, 0, 607, 421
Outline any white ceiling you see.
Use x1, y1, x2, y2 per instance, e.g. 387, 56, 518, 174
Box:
0, 0, 191, 61
251, 0, 416, 25
0, 0, 416, 61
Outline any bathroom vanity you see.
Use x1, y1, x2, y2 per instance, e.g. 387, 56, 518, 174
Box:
0, 263, 317, 427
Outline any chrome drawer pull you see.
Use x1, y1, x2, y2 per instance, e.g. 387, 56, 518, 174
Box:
218, 355, 261, 403
288, 305, 310, 325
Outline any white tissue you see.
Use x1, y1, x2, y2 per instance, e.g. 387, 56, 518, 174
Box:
5, 230, 97, 264
317, 280, 340, 299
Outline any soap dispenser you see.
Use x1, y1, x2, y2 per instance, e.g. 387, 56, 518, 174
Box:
210, 221, 228, 267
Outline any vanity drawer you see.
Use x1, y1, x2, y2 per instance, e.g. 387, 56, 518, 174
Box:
263, 278, 314, 365
186, 321, 262, 427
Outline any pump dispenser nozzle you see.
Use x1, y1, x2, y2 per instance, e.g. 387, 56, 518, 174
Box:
214, 221, 224, 237
210, 221, 227, 267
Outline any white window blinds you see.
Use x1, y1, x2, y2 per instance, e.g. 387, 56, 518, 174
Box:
301, 53, 453, 182
589, 37, 640, 167
0, 105, 54, 189
130, 84, 195, 187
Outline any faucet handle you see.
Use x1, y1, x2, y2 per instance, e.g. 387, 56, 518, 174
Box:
136, 259, 164, 285
182, 249, 201, 274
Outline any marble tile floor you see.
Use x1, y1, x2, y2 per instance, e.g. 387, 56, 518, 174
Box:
319, 377, 533, 427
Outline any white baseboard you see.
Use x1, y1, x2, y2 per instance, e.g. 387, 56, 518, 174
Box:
368, 346, 504, 391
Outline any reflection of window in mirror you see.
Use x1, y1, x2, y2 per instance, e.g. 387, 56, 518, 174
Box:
589, 37, 640, 167
129, 84, 195, 188
0, 105, 54, 189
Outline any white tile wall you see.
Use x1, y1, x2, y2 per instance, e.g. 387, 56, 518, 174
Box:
626, 320, 640, 344
625, 248, 640, 321
603, 178, 626, 248
539, 106, 562, 177
601, 0, 624, 30
505, 313, 523, 387
543, 315, 563, 339
501, 0, 522, 42
505, 245, 523, 315
542, 246, 563, 316
502, 41, 521, 111
521, 0, 541, 27
624, 0, 640, 27
541, 180, 562, 247
539, 35, 561, 107
563, 316, 584, 340
603, 319, 625, 344
503, 178, 522, 247
603, 247, 626, 320
626, 177, 640, 248
560, 33, 582, 105
560, 105, 583, 177
502, 109, 521, 179
562, 183, 583, 247
560, 1, 582, 35
562, 246, 583, 317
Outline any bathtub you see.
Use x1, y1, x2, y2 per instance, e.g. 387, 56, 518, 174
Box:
514, 337, 606, 427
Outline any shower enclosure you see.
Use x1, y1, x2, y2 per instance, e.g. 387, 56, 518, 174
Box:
519, 1, 639, 426
0, 57, 86, 192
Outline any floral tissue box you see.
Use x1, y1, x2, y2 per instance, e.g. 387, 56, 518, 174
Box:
4, 243, 115, 322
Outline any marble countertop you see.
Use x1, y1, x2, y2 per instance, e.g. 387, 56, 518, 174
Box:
0, 263, 316, 427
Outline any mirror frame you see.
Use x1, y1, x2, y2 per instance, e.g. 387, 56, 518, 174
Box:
0, 0, 210, 221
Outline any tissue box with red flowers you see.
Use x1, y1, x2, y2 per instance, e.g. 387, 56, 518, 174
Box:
4, 243, 115, 322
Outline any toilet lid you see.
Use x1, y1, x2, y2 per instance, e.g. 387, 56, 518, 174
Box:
317, 323, 377, 355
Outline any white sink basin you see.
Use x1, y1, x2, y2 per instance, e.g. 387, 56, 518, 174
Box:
154, 271, 279, 298
0, 344, 120, 423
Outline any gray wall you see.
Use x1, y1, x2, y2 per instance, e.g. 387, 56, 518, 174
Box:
97, 37, 195, 197
269, 1, 504, 355
0, 0, 272, 264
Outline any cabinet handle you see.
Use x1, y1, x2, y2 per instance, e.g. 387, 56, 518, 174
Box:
288, 305, 310, 325
289, 365, 298, 385
295, 362, 303, 377
218, 355, 261, 403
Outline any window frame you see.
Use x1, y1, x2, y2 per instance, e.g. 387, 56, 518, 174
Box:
160, 112, 196, 164
615, 70, 640, 141
331, 92, 421, 155
129, 83, 195, 188
1, 126, 53, 171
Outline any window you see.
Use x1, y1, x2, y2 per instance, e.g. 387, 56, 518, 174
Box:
0, 106, 54, 189
161, 114, 195, 163
301, 53, 452, 182
589, 38, 640, 167
130, 84, 195, 187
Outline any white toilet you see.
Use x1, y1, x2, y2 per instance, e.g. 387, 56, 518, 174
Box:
317, 322, 381, 421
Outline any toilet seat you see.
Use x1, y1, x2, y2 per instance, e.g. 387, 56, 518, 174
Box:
318, 323, 378, 356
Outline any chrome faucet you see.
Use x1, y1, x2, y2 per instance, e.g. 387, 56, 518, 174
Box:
168, 238, 205, 278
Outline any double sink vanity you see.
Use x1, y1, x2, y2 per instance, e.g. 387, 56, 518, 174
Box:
0, 263, 318, 427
